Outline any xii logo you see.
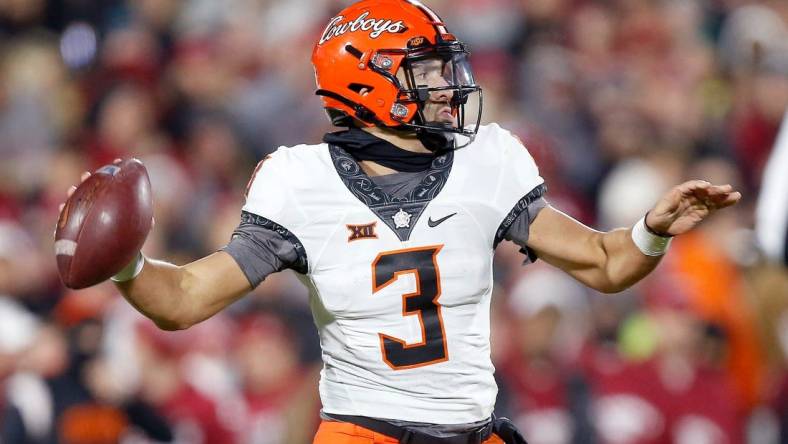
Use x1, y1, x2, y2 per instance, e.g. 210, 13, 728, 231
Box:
347, 222, 378, 242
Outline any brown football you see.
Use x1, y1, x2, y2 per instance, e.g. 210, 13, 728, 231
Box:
55, 158, 153, 289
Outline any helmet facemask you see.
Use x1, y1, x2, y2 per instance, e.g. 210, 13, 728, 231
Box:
372, 40, 483, 147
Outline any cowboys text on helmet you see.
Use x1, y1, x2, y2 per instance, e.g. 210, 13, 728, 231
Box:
319, 12, 408, 44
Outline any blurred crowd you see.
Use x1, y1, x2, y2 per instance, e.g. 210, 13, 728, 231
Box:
0, 0, 786, 443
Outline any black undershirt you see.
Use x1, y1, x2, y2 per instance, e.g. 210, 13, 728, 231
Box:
323, 128, 446, 172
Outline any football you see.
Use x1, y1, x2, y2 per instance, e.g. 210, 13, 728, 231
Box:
55, 158, 153, 289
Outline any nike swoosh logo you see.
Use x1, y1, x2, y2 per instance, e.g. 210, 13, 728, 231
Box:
428, 212, 457, 228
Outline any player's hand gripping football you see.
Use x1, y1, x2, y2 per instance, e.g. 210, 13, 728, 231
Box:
55, 158, 153, 289
644, 180, 742, 237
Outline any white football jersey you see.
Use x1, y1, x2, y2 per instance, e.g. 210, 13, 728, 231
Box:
243, 123, 545, 424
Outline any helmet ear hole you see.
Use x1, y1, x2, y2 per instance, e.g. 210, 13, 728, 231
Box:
348, 83, 374, 95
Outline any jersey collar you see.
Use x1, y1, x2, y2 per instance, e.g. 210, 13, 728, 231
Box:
328, 144, 454, 241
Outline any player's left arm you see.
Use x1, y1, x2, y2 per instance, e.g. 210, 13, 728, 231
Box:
526, 180, 741, 293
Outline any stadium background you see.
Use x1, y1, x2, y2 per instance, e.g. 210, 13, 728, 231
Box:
0, 0, 787, 443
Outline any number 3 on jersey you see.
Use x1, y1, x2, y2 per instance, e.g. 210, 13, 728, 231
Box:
371, 245, 448, 370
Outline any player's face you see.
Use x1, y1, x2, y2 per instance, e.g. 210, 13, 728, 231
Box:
398, 57, 457, 126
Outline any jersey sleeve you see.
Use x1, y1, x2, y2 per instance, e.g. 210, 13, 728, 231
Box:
491, 125, 547, 248
503, 197, 548, 263
220, 215, 302, 288
237, 149, 309, 275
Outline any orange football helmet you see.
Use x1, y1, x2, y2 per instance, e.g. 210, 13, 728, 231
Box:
312, 0, 482, 139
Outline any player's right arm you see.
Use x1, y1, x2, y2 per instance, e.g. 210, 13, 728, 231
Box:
113, 206, 301, 330
60, 171, 255, 330
67, 150, 299, 331
113, 251, 251, 330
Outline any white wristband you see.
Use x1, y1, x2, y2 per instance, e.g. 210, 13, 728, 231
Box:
631, 216, 672, 256
110, 252, 145, 282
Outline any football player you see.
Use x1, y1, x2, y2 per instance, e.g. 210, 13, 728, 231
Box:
67, 1, 741, 443
756, 110, 788, 266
